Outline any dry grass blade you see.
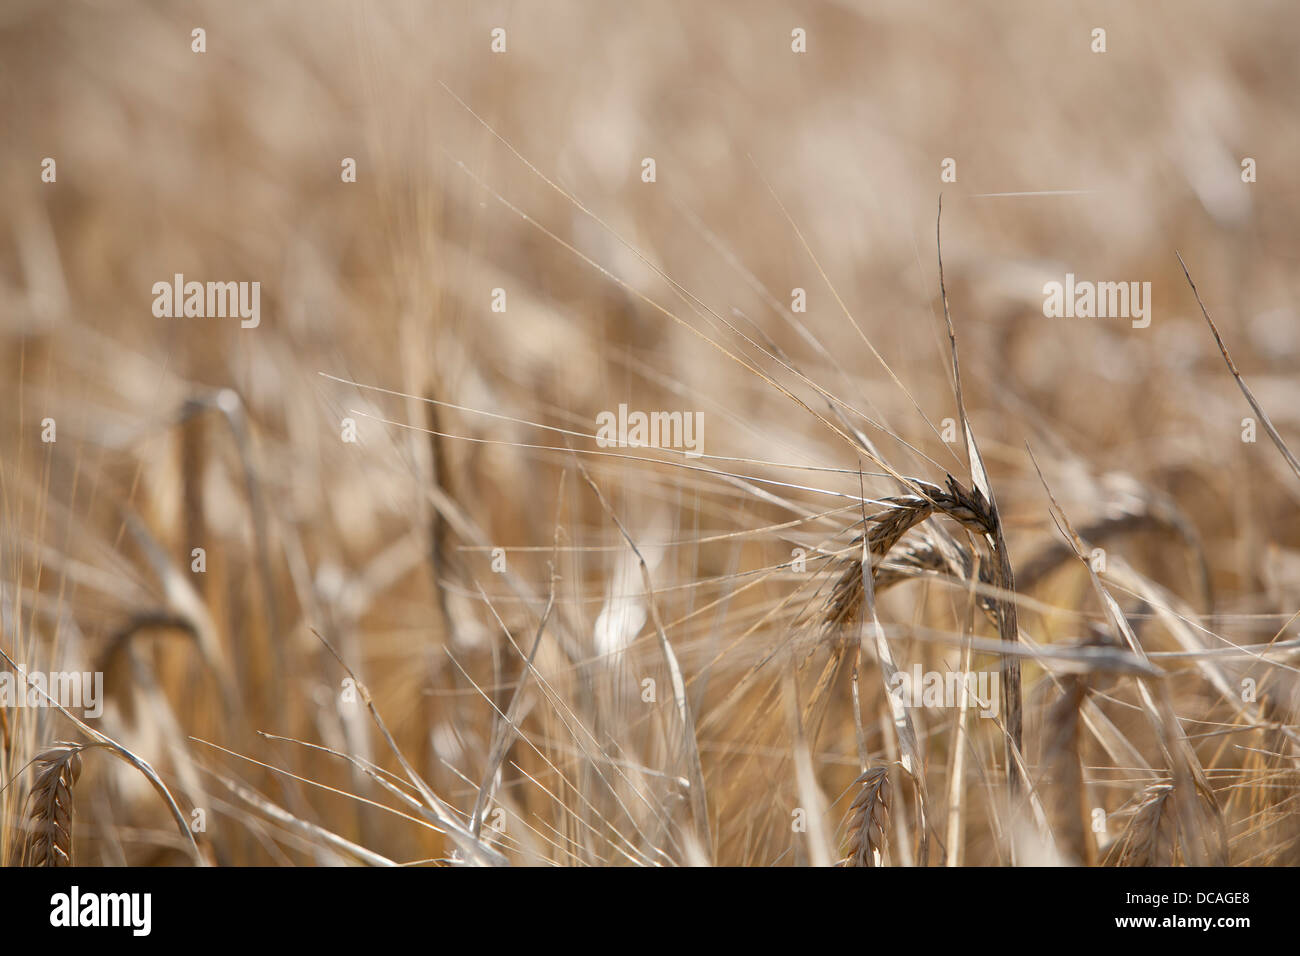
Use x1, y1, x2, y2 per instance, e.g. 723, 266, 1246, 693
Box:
471, 562, 558, 838
211, 774, 398, 867
1177, 251, 1300, 484
786, 668, 833, 867
856, 475, 929, 864
935, 198, 1022, 793
310, 628, 507, 867
23, 743, 83, 867
471, 475, 565, 839
842, 766, 890, 867
576, 460, 712, 855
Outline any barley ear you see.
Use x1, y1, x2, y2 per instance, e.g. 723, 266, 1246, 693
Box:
842, 767, 891, 866
24, 742, 84, 867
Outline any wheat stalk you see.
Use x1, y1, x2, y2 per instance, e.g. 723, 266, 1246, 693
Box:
842, 766, 890, 867
23, 742, 84, 867
1105, 784, 1177, 867
825, 474, 1000, 630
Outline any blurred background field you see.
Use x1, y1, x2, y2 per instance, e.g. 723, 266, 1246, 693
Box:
1, 0, 1298, 865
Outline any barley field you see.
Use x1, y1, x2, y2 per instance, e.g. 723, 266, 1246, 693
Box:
2, 0, 1299, 868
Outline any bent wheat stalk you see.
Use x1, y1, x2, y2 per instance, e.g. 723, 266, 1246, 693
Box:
0, 648, 204, 866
